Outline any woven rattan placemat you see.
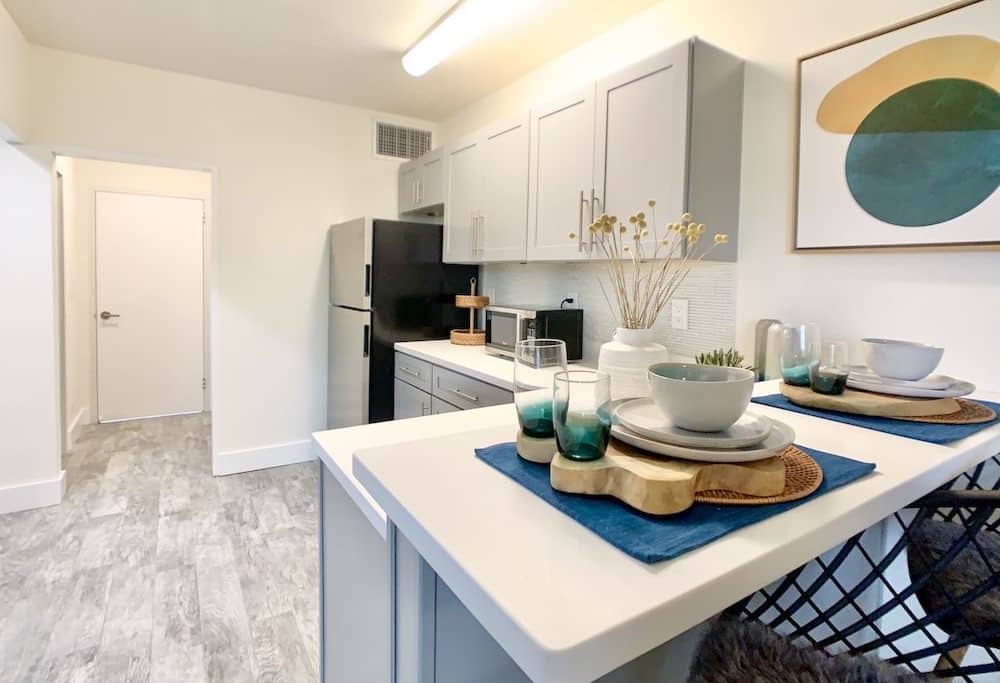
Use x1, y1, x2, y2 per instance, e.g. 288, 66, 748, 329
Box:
695, 446, 823, 506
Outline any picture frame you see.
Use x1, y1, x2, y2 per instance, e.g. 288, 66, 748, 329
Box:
793, 0, 999, 252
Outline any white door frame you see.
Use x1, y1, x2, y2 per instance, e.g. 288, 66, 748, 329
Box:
51, 147, 217, 434
93, 189, 208, 422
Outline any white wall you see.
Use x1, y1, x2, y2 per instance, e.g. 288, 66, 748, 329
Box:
55, 156, 213, 442
440, 0, 1000, 388
0, 0, 29, 141
0, 141, 62, 512
28, 46, 435, 473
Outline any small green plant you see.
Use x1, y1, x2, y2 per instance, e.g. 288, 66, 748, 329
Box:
695, 348, 754, 371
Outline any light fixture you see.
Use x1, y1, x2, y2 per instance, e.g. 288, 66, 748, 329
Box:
402, 0, 536, 77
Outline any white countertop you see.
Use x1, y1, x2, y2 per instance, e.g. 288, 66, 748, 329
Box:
394, 339, 586, 391
352, 381, 1000, 682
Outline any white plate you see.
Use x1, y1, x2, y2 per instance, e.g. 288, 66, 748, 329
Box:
610, 420, 796, 463
846, 377, 976, 398
847, 365, 955, 390
613, 398, 773, 449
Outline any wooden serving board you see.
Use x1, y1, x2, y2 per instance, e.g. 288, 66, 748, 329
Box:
780, 382, 960, 418
550, 440, 785, 516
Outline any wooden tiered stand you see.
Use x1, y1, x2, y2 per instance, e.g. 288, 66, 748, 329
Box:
450, 277, 489, 345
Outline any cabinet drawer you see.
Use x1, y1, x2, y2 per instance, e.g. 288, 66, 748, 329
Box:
431, 396, 461, 414
432, 366, 513, 410
395, 353, 433, 393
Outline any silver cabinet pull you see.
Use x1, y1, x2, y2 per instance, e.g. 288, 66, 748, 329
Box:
447, 386, 479, 403
421, 401, 430, 416
399, 366, 422, 379
478, 213, 486, 256
590, 188, 601, 252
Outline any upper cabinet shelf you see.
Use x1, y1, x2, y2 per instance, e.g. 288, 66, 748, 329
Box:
400, 37, 744, 264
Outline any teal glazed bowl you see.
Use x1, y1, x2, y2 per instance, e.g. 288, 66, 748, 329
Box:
647, 363, 755, 433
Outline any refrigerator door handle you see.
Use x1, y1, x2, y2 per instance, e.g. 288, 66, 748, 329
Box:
364, 264, 371, 297
362, 324, 370, 358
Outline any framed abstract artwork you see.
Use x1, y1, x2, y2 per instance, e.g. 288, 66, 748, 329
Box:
794, 0, 999, 250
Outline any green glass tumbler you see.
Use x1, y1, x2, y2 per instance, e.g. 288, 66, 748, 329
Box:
553, 370, 612, 462
514, 339, 568, 439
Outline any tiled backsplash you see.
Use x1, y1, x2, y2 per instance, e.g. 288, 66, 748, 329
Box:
480, 261, 737, 365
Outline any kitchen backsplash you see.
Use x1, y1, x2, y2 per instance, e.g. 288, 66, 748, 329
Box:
480, 261, 736, 365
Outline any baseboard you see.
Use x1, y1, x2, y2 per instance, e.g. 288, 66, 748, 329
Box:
214, 439, 317, 476
66, 406, 88, 449
0, 470, 66, 514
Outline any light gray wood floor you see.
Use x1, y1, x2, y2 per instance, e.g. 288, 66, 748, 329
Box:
0, 413, 319, 682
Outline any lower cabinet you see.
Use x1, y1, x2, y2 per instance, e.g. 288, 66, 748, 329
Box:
431, 396, 461, 414
394, 377, 430, 419
394, 352, 513, 420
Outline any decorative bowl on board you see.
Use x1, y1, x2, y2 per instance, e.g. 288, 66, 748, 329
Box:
862, 338, 944, 381
647, 363, 755, 432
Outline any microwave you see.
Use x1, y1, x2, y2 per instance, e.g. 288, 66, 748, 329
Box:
484, 305, 584, 361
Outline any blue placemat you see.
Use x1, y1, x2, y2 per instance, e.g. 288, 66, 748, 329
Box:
474, 443, 875, 564
752, 394, 1000, 445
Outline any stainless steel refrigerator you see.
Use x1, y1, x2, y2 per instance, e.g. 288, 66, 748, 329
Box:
327, 217, 478, 428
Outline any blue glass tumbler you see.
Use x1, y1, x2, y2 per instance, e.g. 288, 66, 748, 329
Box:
553, 370, 612, 462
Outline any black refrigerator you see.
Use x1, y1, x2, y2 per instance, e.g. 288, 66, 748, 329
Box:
327, 218, 478, 427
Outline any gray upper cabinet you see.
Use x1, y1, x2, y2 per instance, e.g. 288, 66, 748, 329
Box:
399, 147, 445, 217
432, 37, 743, 264
479, 114, 529, 262
595, 42, 690, 257
443, 134, 482, 263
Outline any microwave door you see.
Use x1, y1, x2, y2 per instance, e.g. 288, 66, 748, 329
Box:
486, 311, 519, 355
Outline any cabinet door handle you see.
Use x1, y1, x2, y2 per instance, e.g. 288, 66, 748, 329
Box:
417, 178, 423, 205
578, 190, 589, 253
421, 401, 430, 416
479, 213, 486, 255
472, 211, 480, 257
399, 366, 422, 379
590, 188, 601, 252
447, 387, 480, 404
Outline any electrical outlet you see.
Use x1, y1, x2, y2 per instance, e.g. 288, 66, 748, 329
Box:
565, 292, 578, 308
671, 299, 689, 331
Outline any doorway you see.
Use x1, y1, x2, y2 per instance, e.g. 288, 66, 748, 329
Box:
55, 156, 212, 437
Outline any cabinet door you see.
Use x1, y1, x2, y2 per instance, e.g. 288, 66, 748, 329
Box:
595, 42, 691, 256
431, 396, 460, 414
398, 160, 418, 215
443, 135, 482, 263
394, 378, 430, 419
417, 148, 444, 209
480, 114, 529, 262
527, 87, 596, 262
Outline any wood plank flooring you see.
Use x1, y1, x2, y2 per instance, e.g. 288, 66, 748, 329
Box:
0, 413, 319, 682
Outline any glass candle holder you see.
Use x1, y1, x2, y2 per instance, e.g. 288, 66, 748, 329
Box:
779, 323, 821, 387
553, 370, 612, 462
810, 340, 850, 395
513, 339, 568, 439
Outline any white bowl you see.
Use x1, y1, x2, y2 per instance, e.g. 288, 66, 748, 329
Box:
647, 363, 755, 433
862, 338, 944, 381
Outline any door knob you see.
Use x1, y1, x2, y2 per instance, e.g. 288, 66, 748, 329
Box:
100, 311, 120, 320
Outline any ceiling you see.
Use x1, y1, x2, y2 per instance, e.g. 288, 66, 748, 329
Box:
2, 0, 658, 121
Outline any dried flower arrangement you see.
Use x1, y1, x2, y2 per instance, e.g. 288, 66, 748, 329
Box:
570, 200, 729, 330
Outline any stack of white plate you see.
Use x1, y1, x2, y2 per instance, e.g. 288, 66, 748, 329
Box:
611, 398, 795, 463
846, 365, 975, 398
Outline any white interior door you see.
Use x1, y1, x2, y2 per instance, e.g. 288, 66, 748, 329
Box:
96, 191, 205, 422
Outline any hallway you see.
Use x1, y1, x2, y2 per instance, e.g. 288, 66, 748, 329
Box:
0, 414, 319, 682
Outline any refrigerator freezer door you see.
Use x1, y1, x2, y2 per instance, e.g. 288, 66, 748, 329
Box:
329, 217, 371, 309
327, 306, 371, 428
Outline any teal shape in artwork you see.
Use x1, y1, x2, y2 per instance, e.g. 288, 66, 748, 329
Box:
845, 78, 1000, 227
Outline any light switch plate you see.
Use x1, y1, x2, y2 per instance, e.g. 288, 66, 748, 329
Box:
671, 299, 689, 331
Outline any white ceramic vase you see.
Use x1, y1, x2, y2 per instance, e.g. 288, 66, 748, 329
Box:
598, 327, 670, 400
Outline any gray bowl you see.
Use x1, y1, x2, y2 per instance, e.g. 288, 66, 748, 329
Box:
648, 363, 755, 433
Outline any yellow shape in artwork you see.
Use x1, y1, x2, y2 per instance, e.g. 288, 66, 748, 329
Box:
816, 34, 1000, 133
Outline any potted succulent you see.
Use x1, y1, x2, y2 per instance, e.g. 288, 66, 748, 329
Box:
572, 202, 729, 399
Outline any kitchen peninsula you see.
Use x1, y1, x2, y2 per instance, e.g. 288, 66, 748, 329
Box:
313, 354, 1000, 682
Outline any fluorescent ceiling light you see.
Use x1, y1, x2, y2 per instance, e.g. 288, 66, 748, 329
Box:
403, 0, 536, 77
